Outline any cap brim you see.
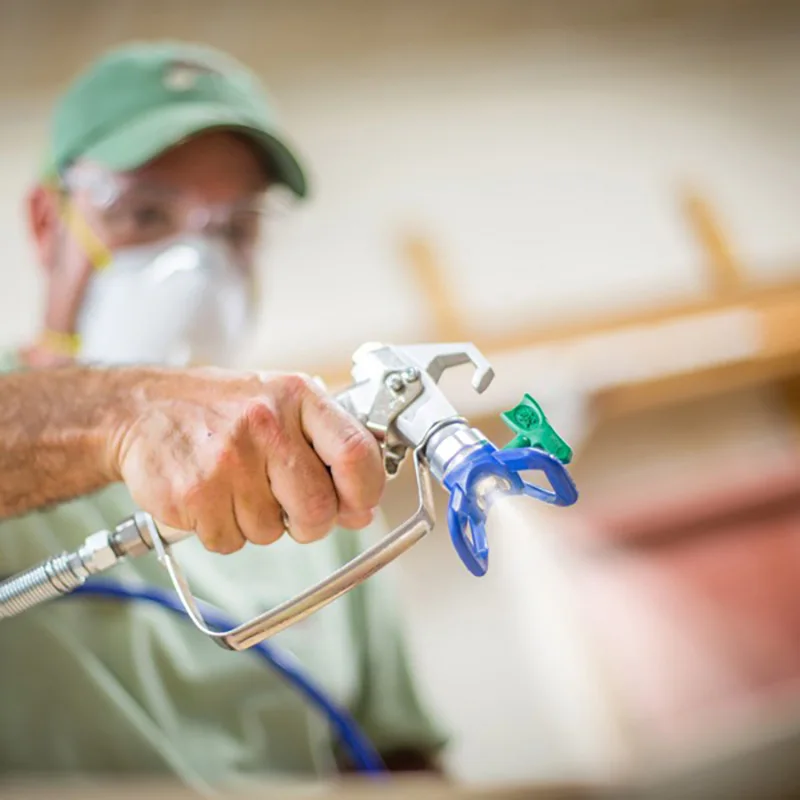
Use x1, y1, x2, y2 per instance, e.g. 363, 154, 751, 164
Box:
81, 102, 308, 198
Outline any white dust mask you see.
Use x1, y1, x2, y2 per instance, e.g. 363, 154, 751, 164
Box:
75, 235, 255, 368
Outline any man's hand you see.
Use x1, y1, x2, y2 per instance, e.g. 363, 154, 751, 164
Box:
110, 369, 385, 553
0, 365, 384, 552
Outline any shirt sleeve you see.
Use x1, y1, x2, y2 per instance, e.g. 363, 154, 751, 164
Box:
338, 524, 451, 759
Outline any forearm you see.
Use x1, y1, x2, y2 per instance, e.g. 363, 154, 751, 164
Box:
0, 365, 146, 519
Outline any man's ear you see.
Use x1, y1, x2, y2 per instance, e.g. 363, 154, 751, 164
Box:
26, 183, 62, 274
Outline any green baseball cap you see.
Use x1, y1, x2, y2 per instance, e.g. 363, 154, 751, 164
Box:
46, 40, 308, 197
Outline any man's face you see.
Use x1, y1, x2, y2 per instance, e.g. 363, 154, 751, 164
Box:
29, 130, 269, 344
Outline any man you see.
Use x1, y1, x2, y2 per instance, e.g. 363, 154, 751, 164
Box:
0, 41, 446, 786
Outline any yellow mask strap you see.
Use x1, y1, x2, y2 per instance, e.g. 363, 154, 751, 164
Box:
41, 161, 111, 270
59, 198, 113, 271
37, 329, 81, 357
36, 180, 112, 357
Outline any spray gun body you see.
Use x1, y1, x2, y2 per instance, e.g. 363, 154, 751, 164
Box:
0, 342, 578, 649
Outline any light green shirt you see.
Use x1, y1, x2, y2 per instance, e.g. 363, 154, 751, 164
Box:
0, 351, 446, 789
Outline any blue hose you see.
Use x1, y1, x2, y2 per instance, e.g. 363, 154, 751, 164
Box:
70, 579, 387, 777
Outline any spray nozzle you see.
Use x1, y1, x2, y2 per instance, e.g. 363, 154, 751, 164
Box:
442, 440, 578, 576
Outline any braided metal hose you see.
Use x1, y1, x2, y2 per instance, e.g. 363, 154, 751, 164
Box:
0, 552, 88, 619
0, 518, 156, 623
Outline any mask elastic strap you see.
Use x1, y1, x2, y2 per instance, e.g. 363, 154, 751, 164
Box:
36, 329, 81, 357
37, 187, 114, 358
58, 196, 113, 272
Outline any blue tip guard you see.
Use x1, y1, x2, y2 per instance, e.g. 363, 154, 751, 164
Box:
442, 442, 578, 577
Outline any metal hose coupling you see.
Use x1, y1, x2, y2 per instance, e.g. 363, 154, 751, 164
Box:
0, 525, 129, 619
0, 552, 86, 618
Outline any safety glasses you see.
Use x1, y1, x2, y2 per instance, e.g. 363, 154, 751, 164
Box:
58, 164, 282, 255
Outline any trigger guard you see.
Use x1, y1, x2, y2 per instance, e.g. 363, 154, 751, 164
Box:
139, 447, 440, 651
138, 514, 231, 646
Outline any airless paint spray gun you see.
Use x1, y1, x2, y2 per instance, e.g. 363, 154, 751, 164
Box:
0, 342, 578, 651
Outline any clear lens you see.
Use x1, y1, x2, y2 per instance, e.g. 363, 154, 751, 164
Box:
61, 166, 273, 255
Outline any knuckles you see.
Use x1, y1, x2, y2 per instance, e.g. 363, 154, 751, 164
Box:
226, 399, 286, 460
240, 399, 282, 444
334, 425, 379, 469
276, 371, 315, 405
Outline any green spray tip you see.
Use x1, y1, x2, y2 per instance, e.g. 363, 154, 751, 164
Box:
500, 394, 573, 464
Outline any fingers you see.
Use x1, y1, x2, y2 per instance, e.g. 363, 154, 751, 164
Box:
252, 374, 383, 542
297, 382, 385, 522
239, 393, 336, 544
266, 433, 339, 544
184, 479, 247, 555
230, 435, 286, 547
181, 402, 286, 553
131, 370, 385, 559
231, 484, 285, 547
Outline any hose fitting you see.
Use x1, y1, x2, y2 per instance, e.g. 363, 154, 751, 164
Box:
0, 551, 88, 618
0, 529, 124, 620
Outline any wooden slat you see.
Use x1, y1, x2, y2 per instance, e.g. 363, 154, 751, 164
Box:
400, 235, 468, 341
682, 188, 746, 296
310, 274, 800, 402
473, 275, 800, 356
594, 353, 800, 420
592, 281, 800, 419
